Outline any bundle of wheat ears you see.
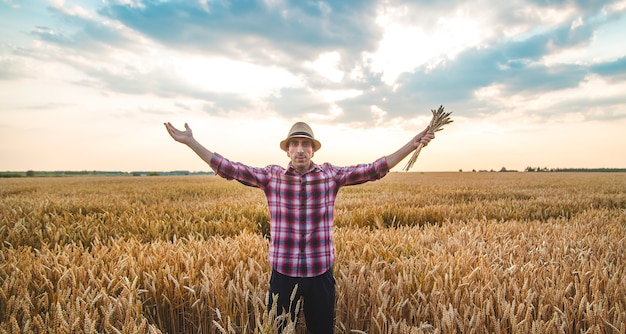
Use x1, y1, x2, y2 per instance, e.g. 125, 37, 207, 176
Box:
403, 105, 453, 171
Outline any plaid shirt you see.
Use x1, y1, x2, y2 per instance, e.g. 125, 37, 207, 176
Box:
210, 153, 389, 277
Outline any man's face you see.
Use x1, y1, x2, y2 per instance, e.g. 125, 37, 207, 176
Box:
287, 138, 314, 173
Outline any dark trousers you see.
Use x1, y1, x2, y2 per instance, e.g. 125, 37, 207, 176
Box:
268, 269, 336, 334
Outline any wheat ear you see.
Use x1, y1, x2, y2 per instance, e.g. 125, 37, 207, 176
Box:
403, 105, 453, 171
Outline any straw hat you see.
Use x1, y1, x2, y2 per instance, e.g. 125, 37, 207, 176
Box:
279, 122, 321, 152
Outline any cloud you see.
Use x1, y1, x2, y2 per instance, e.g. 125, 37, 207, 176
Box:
99, 0, 382, 61
2, 0, 625, 126
591, 56, 626, 79
0, 54, 28, 80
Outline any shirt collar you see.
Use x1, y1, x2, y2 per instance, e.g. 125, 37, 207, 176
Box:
285, 161, 320, 175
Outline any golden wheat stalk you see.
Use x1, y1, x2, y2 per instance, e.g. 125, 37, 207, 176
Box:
403, 105, 453, 171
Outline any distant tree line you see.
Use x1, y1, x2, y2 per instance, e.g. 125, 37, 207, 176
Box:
455, 167, 626, 173
524, 167, 626, 172
458, 167, 520, 172
0, 170, 215, 178
4, 168, 625, 178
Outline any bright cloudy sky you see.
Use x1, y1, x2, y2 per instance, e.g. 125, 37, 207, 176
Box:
1, 0, 625, 172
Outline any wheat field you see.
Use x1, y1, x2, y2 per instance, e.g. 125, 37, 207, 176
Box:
1, 172, 625, 333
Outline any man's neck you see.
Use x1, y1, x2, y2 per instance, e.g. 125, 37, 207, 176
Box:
290, 162, 313, 174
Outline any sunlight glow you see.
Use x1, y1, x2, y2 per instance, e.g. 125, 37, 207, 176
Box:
365, 7, 483, 85
305, 51, 345, 83
317, 89, 362, 103
178, 56, 301, 97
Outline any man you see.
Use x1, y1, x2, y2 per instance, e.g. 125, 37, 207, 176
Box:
164, 121, 434, 333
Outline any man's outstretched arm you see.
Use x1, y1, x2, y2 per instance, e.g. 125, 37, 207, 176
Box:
164, 122, 214, 166
385, 126, 435, 170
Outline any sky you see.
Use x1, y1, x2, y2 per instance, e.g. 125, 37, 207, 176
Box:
1, 0, 625, 173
